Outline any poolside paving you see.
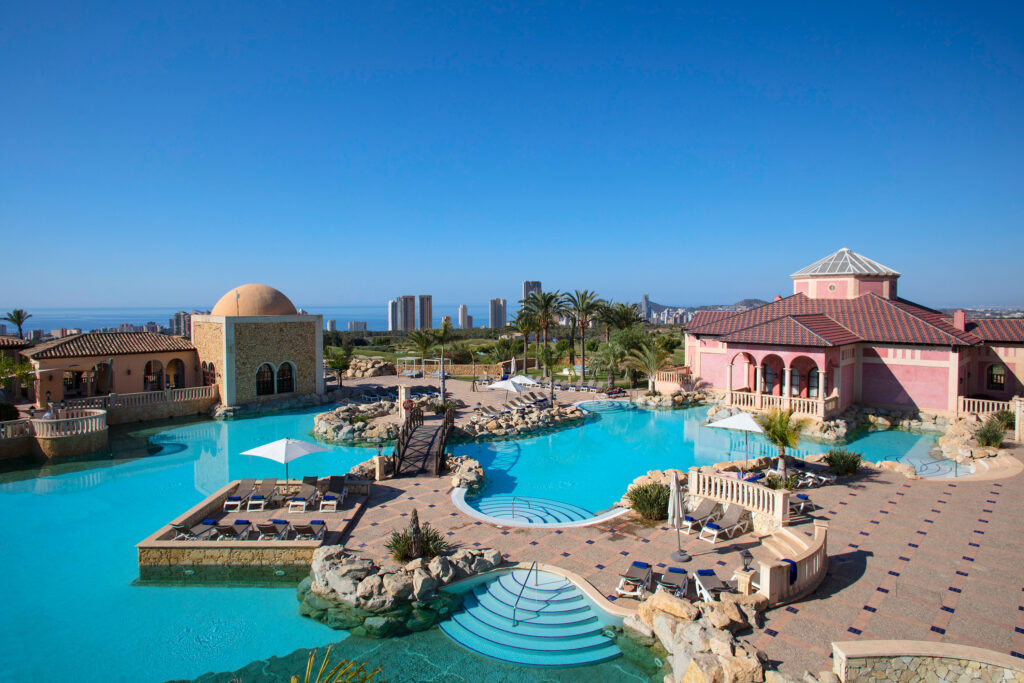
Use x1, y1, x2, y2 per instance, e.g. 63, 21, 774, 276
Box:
337, 445, 1024, 677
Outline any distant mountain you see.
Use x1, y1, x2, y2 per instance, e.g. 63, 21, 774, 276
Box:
733, 298, 769, 310
646, 298, 768, 313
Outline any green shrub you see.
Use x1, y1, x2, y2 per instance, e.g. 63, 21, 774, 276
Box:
626, 482, 670, 520
823, 448, 862, 476
644, 390, 661, 397
993, 409, 1015, 431
765, 474, 801, 490
976, 417, 1005, 448
0, 403, 18, 421
351, 414, 371, 425
430, 400, 456, 415
277, 644, 382, 683
384, 524, 449, 562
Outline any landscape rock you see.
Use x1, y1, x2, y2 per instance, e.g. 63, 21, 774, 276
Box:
382, 571, 414, 599
412, 568, 438, 600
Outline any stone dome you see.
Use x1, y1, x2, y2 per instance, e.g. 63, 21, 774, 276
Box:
211, 284, 298, 316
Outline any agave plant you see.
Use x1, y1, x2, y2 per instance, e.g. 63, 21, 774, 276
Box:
292, 645, 383, 683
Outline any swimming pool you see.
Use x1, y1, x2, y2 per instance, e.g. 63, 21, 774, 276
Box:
452, 403, 963, 518
0, 407, 374, 683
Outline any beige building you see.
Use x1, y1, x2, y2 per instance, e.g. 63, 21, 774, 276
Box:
191, 284, 324, 407
22, 332, 199, 406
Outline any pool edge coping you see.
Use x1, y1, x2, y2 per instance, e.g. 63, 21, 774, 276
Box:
451, 487, 632, 529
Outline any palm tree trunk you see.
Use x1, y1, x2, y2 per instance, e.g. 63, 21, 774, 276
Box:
777, 445, 788, 481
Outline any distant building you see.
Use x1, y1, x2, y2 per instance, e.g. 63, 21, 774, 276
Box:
458, 304, 469, 329
0, 324, 6, 335
171, 311, 192, 337
397, 296, 416, 332
523, 281, 542, 301
418, 295, 433, 330
640, 294, 651, 320
387, 300, 398, 331
28, 329, 43, 341
489, 298, 507, 328
348, 321, 367, 332
466, 315, 473, 329
143, 322, 160, 334
326, 319, 337, 332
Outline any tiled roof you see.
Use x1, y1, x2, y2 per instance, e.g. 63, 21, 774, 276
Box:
966, 318, 1024, 343
22, 332, 195, 360
791, 248, 900, 278
686, 293, 978, 347
0, 335, 31, 349
687, 310, 734, 329
718, 315, 861, 347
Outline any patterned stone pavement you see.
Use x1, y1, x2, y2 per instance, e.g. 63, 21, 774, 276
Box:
336, 443, 1024, 677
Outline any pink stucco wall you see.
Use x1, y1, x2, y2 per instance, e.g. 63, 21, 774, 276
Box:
860, 360, 951, 411
840, 363, 856, 410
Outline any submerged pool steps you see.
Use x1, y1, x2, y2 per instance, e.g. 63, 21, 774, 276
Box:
472, 495, 594, 524
440, 569, 621, 667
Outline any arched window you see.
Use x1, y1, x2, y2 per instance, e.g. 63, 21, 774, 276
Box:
987, 364, 1006, 392
762, 365, 775, 393
207, 362, 216, 386
256, 364, 275, 395
790, 370, 802, 396
808, 368, 820, 398
277, 362, 295, 394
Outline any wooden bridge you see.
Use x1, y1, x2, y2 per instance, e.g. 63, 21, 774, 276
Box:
393, 407, 456, 477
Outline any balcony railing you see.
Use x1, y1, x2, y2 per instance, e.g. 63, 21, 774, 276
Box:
62, 385, 218, 411
725, 390, 837, 419
688, 467, 790, 525
956, 396, 1010, 416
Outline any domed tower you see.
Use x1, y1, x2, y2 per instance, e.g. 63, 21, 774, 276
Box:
192, 284, 323, 406
791, 247, 900, 300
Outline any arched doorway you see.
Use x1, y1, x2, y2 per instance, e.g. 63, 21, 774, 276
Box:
256, 363, 275, 396
276, 362, 295, 394
760, 354, 784, 395
93, 362, 112, 395
144, 360, 164, 391
728, 352, 757, 391
166, 358, 185, 389
789, 356, 819, 398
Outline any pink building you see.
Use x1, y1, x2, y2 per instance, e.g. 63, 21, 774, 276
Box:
683, 248, 1024, 418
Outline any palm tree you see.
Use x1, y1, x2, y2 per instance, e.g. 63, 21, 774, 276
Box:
592, 341, 625, 390
513, 311, 536, 376
610, 302, 644, 332
755, 408, 809, 482
405, 330, 436, 360
597, 301, 617, 342
325, 348, 351, 387
565, 289, 604, 381
623, 343, 671, 392
520, 291, 566, 380
537, 344, 559, 404
435, 319, 454, 400
3, 309, 32, 340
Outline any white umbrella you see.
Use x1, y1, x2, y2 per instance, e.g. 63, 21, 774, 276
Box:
707, 412, 764, 474
241, 438, 328, 482
667, 469, 689, 562
510, 374, 539, 386
488, 378, 528, 401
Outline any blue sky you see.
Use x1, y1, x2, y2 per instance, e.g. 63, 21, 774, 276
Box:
2, 2, 1022, 309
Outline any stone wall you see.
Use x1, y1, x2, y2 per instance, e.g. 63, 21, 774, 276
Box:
833, 640, 1024, 683
106, 396, 218, 425
0, 436, 32, 461
34, 428, 108, 459
191, 319, 225, 401
233, 321, 318, 404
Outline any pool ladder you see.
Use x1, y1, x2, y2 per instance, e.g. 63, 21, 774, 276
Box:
510, 496, 532, 520
511, 560, 539, 627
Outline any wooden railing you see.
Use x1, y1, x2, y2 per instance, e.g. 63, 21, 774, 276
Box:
63, 385, 218, 410
688, 467, 790, 525
957, 396, 1010, 416
392, 407, 424, 475
30, 409, 107, 438
0, 419, 33, 439
435, 407, 457, 475
757, 522, 828, 606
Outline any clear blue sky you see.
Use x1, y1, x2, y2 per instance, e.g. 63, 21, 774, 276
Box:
3, 2, 1022, 310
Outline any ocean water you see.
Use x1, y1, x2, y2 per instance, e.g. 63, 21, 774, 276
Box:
5, 304, 493, 335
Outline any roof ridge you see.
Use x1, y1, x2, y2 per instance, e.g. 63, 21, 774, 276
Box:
792, 312, 861, 339
784, 316, 832, 346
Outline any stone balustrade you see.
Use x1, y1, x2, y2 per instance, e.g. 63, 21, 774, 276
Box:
62, 385, 218, 410
31, 409, 107, 438
0, 419, 33, 439
956, 395, 1011, 416
688, 467, 790, 525
725, 390, 839, 419
757, 522, 828, 606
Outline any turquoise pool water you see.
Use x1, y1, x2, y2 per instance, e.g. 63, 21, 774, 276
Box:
452, 403, 957, 516
0, 407, 374, 683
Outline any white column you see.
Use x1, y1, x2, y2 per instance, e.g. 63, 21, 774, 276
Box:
783, 367, 792, 411
726, 364, 734, 394
1015, 396, 1023, 443
754, 365, 762, 393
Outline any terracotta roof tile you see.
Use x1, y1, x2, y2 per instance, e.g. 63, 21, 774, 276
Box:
966, 318, 1024, 343
686, 310, 736, 329
717, 314, 862, 347
687, 293, 978, 347
0, 335, 31, 349
22, 332, 194, 360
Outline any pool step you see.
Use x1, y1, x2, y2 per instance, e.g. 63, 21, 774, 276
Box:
471, 495, 595, 524
440, 570, 621, 667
